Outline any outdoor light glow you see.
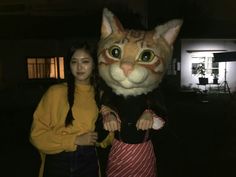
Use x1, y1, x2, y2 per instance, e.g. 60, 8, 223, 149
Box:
181, 39, 236, 92
190, 52, 214, 58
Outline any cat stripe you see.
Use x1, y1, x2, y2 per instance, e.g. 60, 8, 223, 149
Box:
106, 139, 157, 177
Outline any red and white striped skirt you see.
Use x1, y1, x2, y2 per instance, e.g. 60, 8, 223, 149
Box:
106, 139, 157, 177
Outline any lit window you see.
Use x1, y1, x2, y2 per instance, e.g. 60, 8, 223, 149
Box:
190, 53, 219, 77
27, 57, 65, 79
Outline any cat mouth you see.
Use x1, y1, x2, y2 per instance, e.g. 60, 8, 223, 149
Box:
110, 64, 148, 84
112, 75, 147, 85
115, 80, 139, 89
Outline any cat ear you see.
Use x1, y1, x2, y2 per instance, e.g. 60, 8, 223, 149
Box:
101, 8, 125, 39
154, 19, 183, 45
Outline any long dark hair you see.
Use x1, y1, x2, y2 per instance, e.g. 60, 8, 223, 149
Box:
64, 41, 99, 127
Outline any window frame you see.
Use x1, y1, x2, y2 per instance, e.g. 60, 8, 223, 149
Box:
26, 56, 65, 80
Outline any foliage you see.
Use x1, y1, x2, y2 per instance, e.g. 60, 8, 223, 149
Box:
212, 69, 219, 79
192, 63, 206, 78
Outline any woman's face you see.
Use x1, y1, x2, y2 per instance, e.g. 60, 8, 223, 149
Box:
70, 49, 94, 85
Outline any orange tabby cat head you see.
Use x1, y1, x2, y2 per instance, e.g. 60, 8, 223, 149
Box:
98, 8, 183, 97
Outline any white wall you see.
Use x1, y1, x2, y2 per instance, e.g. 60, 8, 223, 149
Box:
181, 39, 236, 92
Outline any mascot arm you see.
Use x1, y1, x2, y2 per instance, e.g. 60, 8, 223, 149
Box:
144, 109, 165, 130
147, 88, 168, 121
95, 106, 115, 148
100, 105, 120, 120
101, 104, 165, 131
100, 105, 121, 132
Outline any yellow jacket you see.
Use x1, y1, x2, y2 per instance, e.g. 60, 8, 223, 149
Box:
30, 83, 113, 177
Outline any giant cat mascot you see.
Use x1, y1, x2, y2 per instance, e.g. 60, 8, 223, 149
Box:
97, 8, 182, 177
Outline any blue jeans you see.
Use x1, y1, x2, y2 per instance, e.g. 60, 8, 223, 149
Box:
43, 146, 99, 177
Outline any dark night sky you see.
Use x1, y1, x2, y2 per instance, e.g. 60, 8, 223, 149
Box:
0, 0, 236, 39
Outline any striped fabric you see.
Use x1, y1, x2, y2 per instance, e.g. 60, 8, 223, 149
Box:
106, 139, 157, 177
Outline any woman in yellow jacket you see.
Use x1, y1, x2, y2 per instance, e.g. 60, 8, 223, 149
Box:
30, 41, 113, 177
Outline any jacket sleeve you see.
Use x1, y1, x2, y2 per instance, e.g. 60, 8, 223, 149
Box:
29, 87, 77, 154
147, 88, 168, 120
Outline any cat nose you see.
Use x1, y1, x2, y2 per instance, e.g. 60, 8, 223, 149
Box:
120, 62, 134, 76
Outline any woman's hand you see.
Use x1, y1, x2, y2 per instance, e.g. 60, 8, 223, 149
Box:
75, 132, 98, 146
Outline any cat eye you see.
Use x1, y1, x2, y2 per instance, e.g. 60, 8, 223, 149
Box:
108, 45, 121, 59
139, 50, 155, 62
